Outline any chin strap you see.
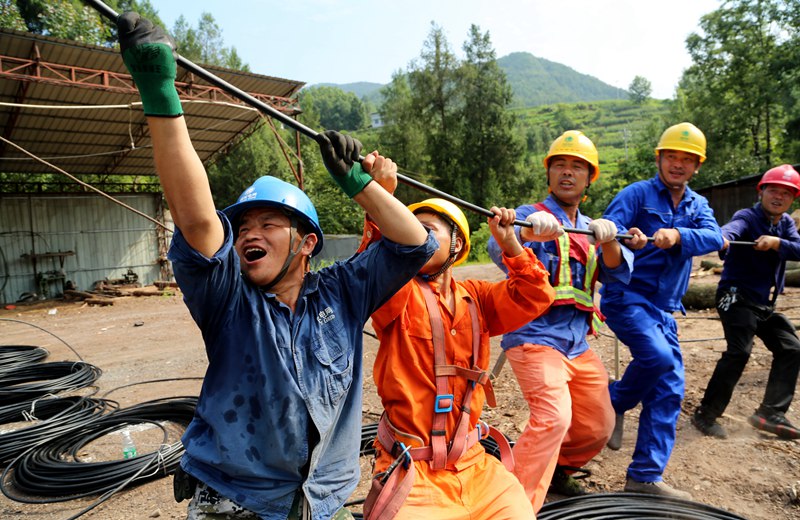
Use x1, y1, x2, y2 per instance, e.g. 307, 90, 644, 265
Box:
261, 216, 308, 291
420, 223, 458, 281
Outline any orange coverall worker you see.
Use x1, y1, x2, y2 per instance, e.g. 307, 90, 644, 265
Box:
361, 221, 555, 519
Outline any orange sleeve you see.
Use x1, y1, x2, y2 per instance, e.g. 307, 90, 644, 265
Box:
464, 247, 555, 337
356, 217, 382, 253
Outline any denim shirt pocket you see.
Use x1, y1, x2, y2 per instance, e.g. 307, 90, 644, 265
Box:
311, 318, 353, 405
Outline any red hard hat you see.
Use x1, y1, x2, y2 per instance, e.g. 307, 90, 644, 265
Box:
757, 164, 800, 197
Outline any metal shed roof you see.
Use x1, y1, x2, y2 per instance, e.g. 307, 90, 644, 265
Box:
0, 27, 305, 178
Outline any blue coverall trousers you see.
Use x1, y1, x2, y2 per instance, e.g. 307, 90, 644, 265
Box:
602, 297, 684, 483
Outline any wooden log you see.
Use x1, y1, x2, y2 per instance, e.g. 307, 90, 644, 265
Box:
785, 269, 800, 287
85, 298, 113, 306
700, 260, 723, 270
682, 283, 718, 310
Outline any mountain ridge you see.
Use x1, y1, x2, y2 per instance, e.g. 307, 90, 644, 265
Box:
310, 51, 629, 108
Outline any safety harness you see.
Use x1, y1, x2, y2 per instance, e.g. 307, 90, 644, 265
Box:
363, 280, 514, 519
533, 203, 604, 334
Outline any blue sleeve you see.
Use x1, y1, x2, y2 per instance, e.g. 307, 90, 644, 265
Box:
168, 212, 242, 341
720, 210, 749, 241
598, 241, 634, 285
601, 184, 641, 234
321, 232, 437, 324
675, 198, 724, 257
779, 216, 800, 261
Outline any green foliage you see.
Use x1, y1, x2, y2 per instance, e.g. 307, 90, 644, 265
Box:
9, 0, 163, 45
628, 76, 652, 104
467, 222, 492, 264
680, 0, 800, 186
297, 86, 369, 131
171, 12, 249, 70
1, 0, 26, 30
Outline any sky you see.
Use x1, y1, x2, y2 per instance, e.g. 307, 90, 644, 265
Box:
152, 0, 722, 100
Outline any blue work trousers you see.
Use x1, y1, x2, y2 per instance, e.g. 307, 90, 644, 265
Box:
602, 298, 684, 482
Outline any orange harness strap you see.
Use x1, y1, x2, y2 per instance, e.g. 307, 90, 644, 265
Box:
363, 281, 514, 519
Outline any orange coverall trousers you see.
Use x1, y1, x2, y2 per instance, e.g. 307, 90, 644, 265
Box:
373, 442, 535, 519
506, 344, 614, 512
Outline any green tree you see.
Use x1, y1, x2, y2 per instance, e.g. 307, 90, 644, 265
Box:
1, 0, 26, 30
171, 12, 250, 70
407, 23, 462, 200
628, 76, 652, 104
11, 0, 162, 44
681, 0, 798, 183
460, 24, 529, 222
297, 86, 369, 131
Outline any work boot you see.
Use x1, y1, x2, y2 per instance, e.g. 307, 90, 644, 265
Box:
624, 478, 692, 500
748, 409, 800, 440
692, 408, 727, 439
607, 413, 624, 450
548, 466, 588, 497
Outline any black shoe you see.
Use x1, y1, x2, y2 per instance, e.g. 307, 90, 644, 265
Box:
549, 466, 588, 497
692, 408, 727, 439
607, 413, 624, 450
748, 410, 800, 439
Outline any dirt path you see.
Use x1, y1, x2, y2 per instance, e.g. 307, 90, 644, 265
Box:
1, 256, 799, 519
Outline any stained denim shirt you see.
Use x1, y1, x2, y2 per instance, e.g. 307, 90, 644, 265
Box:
601, 174, 723, 312
487, 196, 633, 358
170, 212, 436, 520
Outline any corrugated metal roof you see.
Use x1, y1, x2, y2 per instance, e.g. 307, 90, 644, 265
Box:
0, 28, 305, 177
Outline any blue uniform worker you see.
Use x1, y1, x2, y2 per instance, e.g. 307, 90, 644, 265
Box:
173, 207, 435, 519
600, 123, 723, 499
694, 165, 800, 441
115, 12, 435, 519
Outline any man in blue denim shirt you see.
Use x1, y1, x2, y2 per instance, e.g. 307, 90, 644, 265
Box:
600, 123, 723, 499
116, 12, 435, 520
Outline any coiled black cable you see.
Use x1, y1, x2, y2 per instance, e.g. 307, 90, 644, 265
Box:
0, 361, 102, 406
0, 345, 49, 372
1, 396, 197, 519
0, 395, 112, 465
537, 493, 748, 519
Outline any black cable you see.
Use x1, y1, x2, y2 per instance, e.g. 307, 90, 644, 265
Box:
0, 395, 112, 465
0, 318, 84, 361
1, 396, 197, 519
0, 361, 102, 406
537, 493, 749, 519
0, 345, 49, 372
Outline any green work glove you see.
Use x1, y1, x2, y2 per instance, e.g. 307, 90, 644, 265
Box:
117, 12, 182, 117
315, 130, 372, 198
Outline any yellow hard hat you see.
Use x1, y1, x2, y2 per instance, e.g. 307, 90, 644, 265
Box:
407, 198, 471, 266
655, 122, 707, 163
543, 130, 600, 184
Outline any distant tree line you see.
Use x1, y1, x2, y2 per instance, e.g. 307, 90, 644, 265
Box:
4, 0, 800, 252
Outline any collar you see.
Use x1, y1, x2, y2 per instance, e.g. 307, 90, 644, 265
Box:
652, 174, 695, 202
544, 195, 588, 228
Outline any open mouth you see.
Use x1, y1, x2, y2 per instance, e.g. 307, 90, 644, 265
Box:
243, 247, 267, 262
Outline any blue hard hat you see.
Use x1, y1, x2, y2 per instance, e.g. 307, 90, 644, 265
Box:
223, 176, 324, 256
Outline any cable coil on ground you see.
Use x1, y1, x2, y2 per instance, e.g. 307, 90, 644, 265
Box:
1, 396, 197, 505
537, 493, 749, 520
0, 361, 102, 406
0, 345, 49, 373
0, 396, 112, 465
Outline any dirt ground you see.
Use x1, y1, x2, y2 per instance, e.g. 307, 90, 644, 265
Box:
1, 253, 799, 520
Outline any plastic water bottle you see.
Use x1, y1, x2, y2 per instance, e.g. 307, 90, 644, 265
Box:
121, 430, 137, 459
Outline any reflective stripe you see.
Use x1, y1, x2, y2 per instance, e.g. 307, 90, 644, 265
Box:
552, 233, 604, 333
